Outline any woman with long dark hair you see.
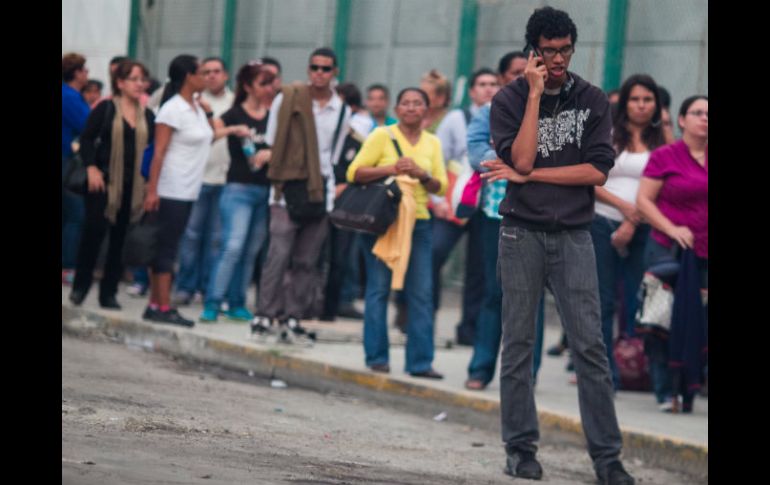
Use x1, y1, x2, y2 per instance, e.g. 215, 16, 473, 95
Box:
199, 61, 277, 322
69, 60, 155, 309
142, 54, 249, 327
347, 87, 448, 379
590, 74, 667, 390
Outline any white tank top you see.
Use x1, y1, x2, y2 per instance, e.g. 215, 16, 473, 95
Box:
595, 150, 650, 222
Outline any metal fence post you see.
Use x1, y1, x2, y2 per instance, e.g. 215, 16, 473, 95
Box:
603, 0, 629, 92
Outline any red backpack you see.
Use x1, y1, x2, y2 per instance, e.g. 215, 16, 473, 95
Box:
613, 336, 651, 391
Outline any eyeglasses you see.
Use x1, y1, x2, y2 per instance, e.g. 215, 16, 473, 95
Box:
687, 110, 708, 119
309, 64, 334, 73
537, 45, 574, 59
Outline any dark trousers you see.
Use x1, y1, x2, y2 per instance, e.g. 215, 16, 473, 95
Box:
323, 224, 359, 317
498, 226, 622, 471
257, 205, 330, 320
431, 211, 485, 337
72, 188, 131, 301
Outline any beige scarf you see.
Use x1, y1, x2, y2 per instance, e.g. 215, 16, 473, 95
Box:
106, 97, 148, 224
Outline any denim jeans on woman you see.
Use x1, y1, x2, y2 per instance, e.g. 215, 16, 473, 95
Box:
204, 183, 269, 309
498, 226, 622, 471
590, 215, 651, 390
175, 183, 223, 297
362, 220, 435, 373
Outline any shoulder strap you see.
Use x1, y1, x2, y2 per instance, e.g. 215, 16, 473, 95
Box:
96, 99, 115, 145
384, 126, 403, 157
331, 103, 347, 155
462, 107, 472, 125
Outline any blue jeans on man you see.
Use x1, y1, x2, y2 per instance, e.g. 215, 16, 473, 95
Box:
468, 215, 545, 385
362, 220, 435, 373
590, 215, 651, 390
175, 184, 223, 298
498, 226, 622, 471
205, 183, 269, 309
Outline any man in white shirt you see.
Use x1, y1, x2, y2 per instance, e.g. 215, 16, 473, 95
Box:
174, 57, 234, 305
250, 47, 351, 341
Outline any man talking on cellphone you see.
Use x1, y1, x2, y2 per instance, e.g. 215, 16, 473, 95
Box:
485, 7, 635, 484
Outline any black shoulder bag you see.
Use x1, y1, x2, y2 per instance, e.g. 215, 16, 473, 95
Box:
329, 127, 403, 235
64, 100, 115, 195
283, 104, 347, 222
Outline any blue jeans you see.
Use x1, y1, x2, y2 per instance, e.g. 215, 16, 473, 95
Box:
468, 215, 545, 384
175, 184, 223, 295
205, 183, 269, 308
133, 267, 149, 287
498, 226, 622, 471
362, 220, 435, 373
431, 213, 485, 336
590, 215, 651, 390
62, 155, 84, 269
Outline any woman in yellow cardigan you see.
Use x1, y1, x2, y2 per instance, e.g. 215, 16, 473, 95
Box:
347, 88, 448, 378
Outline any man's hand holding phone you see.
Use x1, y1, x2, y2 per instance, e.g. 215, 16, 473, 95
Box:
525, 49, 548, 97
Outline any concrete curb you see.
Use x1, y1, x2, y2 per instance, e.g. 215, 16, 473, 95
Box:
62, 305, 707, 481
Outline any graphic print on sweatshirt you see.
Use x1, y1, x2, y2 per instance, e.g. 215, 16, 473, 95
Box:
537, 108, 591, 158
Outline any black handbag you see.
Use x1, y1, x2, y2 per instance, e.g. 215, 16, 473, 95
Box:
330, 176, 402, 234
122, 214, 161, 267
63, 153, 87, 195
329, 128, 405, 235
283, 104, 347, 222
283, 179, 327, 221
63, 100, 115, 196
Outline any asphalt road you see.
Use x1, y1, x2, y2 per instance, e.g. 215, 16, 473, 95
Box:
62, 334, 697, 484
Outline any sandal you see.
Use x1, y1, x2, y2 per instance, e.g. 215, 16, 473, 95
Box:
465, 379, 487, 390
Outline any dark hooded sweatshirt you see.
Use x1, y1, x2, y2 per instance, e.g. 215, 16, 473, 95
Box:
489, 72, 615, 231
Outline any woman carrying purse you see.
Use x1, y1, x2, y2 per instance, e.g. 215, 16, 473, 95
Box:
69, 60, 155, 310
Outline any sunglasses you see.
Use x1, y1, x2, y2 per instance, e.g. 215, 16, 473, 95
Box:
309, 64, 334, 73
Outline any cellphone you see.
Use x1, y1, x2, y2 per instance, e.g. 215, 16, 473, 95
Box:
524, 43, 544, 66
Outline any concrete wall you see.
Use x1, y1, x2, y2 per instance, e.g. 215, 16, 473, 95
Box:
62, 0, 131, 89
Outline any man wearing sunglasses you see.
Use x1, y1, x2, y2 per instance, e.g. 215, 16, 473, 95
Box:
251, 47, 351, 343
486, 7, 635, 485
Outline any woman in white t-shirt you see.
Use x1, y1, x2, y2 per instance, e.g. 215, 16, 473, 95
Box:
142, 54, 249, 327
591, 74, 668, 390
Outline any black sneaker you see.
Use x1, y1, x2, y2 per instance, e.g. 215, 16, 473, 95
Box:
597, 461, 635, 485
250, 316, 274, 336
69, 289, 86, 306
142, 306, 159, 321
151, 308, 195, 328
280, 317, 316, 345
504, 449, 543, 480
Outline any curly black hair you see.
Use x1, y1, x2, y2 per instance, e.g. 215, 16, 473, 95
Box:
525, 6, 578, 49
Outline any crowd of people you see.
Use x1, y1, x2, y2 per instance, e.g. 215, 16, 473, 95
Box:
63, 6, 706, 484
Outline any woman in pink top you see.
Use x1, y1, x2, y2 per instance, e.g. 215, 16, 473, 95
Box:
637, 95, 708, 412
